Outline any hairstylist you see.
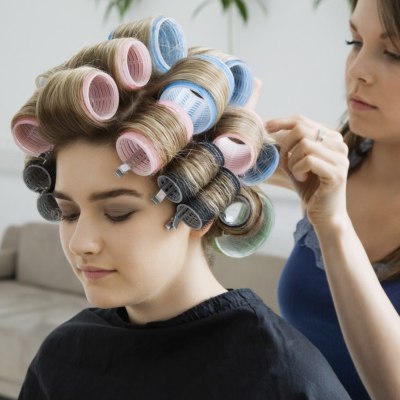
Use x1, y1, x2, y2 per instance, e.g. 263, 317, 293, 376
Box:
266, 0, 400, 399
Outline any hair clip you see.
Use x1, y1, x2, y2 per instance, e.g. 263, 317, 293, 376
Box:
37, 193, 62, 222
150, 16, 187, 73
12, 117, 54, 157
239, 143, 280, 185
152, 142, 224, 205
213, 191, 274, 258
226, 59, 253, 106
115, 131, 162, 177
23, 153, 55, 193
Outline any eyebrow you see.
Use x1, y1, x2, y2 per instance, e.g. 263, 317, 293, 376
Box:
349, 20, 394, 39
52, 188, 143, 202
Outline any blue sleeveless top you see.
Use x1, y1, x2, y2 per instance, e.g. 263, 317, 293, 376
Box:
278, 140, 400, 399
278, 217, 400, 399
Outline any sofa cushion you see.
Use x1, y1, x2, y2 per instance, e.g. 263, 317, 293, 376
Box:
0, 281, 89, 397
0, 248, 16, 279
16, 222, 85, 295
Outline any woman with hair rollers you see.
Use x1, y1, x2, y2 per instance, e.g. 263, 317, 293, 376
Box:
266, 0, 400, 398
12, 16, 350, 400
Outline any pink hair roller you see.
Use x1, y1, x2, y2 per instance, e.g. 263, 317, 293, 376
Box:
213, 133, 257, 176
118, 39, 152, 90
115, 131, 162, 177
82, 71, 119, 121
158, 100, 194, 141
12, 117, 53, 157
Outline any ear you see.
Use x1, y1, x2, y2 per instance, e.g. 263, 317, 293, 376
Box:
189, 220, 214, 238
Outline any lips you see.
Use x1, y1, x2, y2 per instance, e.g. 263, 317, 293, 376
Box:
348, 94, 377, 111
78, 266, 116, 280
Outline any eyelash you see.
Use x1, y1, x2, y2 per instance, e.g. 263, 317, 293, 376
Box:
60, 211, 136, 224
346, 40, 400, 61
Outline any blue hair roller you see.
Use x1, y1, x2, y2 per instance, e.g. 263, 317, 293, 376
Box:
194, 54, 234, 102
159, 80, 218, 134
226, 59, 253, 106
240, 143, 279, 186
107, 31, 114, 40
150, 16, 187, 73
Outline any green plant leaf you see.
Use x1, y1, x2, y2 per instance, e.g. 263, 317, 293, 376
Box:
234, 0, 248, 23
221, 0, 233, 11
254, 0, 268, 14
312, 0, 323, 8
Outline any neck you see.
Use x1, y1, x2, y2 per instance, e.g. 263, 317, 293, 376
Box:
359, 141, 400, 186
125, 242, 227, 325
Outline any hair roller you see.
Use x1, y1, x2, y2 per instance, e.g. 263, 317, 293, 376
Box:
213, 190, 275, 258
37, 67, 119, 142
188, 47, 253, 107
37, 193, 62, 222
158, 57, 232, 133
158, 100, 193, 141
152, 141, 224, 204
23, 154, 56, 194
115, 101, 189, 176
240, 143, 280, 185
211, 108, 264, 175
166, 167, 240, 230
110, 16, 187, 74
11, 93, 53, 157
67, 38, 152, 90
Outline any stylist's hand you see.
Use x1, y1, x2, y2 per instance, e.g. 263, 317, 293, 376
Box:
266, 115, 349, 227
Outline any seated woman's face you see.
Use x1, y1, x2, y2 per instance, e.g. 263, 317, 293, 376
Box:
53, 140, 192, 310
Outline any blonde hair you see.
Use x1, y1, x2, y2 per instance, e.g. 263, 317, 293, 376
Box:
12, 16, 276, 261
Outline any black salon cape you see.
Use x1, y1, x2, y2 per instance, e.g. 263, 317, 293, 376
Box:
19, 289, 350, 400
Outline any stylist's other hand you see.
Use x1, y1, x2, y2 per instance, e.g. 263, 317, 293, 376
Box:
266, 115, 349, 227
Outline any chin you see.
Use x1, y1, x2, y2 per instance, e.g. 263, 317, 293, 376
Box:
348, 116, 376, 140
84, 289, 126, 309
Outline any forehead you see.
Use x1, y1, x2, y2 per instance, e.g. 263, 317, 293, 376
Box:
55, 141, 157, 197
351, 0, 381, 32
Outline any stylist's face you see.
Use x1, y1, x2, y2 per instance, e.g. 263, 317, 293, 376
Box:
346, 0, 400, 142
54, 140, 192, 312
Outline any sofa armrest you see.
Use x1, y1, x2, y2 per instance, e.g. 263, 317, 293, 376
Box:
0, 248, 16, 279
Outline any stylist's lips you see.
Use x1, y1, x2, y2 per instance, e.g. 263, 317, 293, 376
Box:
349, 95, 377, 111
79, 266, 116, 280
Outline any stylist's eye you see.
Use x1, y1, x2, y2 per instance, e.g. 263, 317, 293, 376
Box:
384, 50, 400, 61
106, 211, 136, 223
345, 40, 362, 50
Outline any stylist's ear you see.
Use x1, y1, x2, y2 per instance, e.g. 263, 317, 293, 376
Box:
189, 221, 214, 238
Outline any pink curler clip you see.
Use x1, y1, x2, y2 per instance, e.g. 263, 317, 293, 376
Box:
118, 39, 152, 90
82, 71, 119, 121
115, 131, 162, 177
12, 117, 53, 157
213, 133, 257, 176
158, 100, 194, 141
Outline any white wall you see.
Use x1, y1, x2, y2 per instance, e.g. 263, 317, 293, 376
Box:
0, 0, 350, 257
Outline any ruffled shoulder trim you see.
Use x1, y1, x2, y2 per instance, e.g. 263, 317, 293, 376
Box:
294, 215, 388, 275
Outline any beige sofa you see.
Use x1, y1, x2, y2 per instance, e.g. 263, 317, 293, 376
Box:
0, 222, 285, 399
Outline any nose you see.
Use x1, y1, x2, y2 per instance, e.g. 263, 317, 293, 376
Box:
346, 48, 375, 85
68, 214, 102, 257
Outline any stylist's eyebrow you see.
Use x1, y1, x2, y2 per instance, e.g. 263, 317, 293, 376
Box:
52, 189, 143, 202
349, 19, 394, 39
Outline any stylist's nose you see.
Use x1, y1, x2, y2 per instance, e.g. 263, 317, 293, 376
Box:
346, 49, 375, 85
68, 215, 102, 256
